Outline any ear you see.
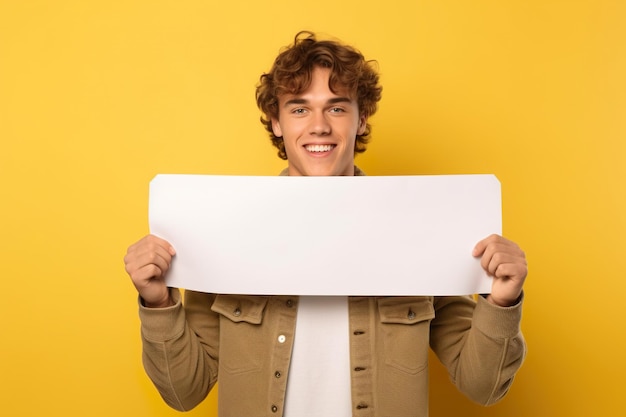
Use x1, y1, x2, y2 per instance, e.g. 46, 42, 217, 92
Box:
357, 115, 368, 135
271, 118, 283, 138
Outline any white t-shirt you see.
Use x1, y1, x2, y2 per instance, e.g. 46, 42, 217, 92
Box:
283, 296, 352, 416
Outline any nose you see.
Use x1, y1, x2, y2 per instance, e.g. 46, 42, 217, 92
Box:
309, 111, 331, 136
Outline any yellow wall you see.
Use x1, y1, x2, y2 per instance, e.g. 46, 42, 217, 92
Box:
1, 1, 624, 416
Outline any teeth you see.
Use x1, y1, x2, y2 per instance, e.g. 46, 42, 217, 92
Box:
305, 144, 334, 152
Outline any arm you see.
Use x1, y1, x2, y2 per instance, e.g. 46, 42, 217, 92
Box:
430, 234, 528, 405
430, 294, 526, 405
125, 235, 219, 410
139, 290, 220, 411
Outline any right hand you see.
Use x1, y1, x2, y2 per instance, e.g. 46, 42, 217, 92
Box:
124, 234, 176, 308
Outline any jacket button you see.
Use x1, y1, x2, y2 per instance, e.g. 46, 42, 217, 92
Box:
233, 308, 241, 317
408, 310, 416, 320
271, 405, 278, 413
277, 335, 286, 343
275, 371, 281, 378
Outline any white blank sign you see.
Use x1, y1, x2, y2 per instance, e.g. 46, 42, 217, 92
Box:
149, 174, 501, 296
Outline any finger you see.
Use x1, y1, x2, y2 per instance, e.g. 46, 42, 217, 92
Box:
483, 248, 528, 283
472, 234, 501, 257
477, 240, 524, 272
140, 250, 172, 274
130, 263, 166, 283
124, 245, 172, 281
125, 236, 175, 268
127, 234, 176, 257
487, 249, 527, 275
493, 262, 527, 281
126, 249, 172, 278
479, 243, 503, 274
484, 250, 514, 275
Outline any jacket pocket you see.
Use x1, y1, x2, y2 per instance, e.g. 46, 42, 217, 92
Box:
378, 297, 435, 375
211, 295, 269, 375
211, 294, 269, 324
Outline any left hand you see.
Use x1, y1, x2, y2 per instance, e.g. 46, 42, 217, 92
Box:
473, 234, 528, 307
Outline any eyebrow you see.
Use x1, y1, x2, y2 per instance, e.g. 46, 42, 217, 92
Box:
282, 96, 353, 107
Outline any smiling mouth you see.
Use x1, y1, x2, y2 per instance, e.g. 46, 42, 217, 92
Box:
305, 144, 335, 153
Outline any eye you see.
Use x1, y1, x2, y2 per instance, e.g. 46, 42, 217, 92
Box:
291, 108, 307, 115
329, 107, 345, 113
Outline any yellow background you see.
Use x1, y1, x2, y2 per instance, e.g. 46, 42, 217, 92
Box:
1, 1, 624, 416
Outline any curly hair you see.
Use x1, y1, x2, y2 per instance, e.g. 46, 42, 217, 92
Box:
256, 31, 382, 160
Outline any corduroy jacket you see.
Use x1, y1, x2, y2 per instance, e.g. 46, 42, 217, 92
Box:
139, 289, 525, 417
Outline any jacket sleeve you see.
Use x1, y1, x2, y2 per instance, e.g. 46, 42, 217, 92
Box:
429, 294, 526, 405
139, 289, 220, 411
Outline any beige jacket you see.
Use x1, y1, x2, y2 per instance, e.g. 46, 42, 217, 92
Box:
139, 289, 525, 417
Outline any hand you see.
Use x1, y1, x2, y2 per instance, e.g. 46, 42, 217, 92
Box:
473, 234, 527, 307
124, 234, 176, 308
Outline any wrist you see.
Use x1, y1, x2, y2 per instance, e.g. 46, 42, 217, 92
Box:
144, 299, 174, 308
485, 293, 522, 308
142, 289, 174, 308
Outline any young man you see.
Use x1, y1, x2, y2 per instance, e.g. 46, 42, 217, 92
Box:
124, 32, 527, 417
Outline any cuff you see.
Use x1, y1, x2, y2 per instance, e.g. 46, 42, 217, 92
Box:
473, 291, 524, 339
138, 288, 185, 342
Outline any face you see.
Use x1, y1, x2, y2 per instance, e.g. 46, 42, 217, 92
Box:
271, 66, 367, 176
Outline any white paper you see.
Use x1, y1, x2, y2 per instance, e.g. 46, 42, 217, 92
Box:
149, 174, 501, 296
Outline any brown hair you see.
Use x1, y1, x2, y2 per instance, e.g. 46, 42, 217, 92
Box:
256, 31, 382, 160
